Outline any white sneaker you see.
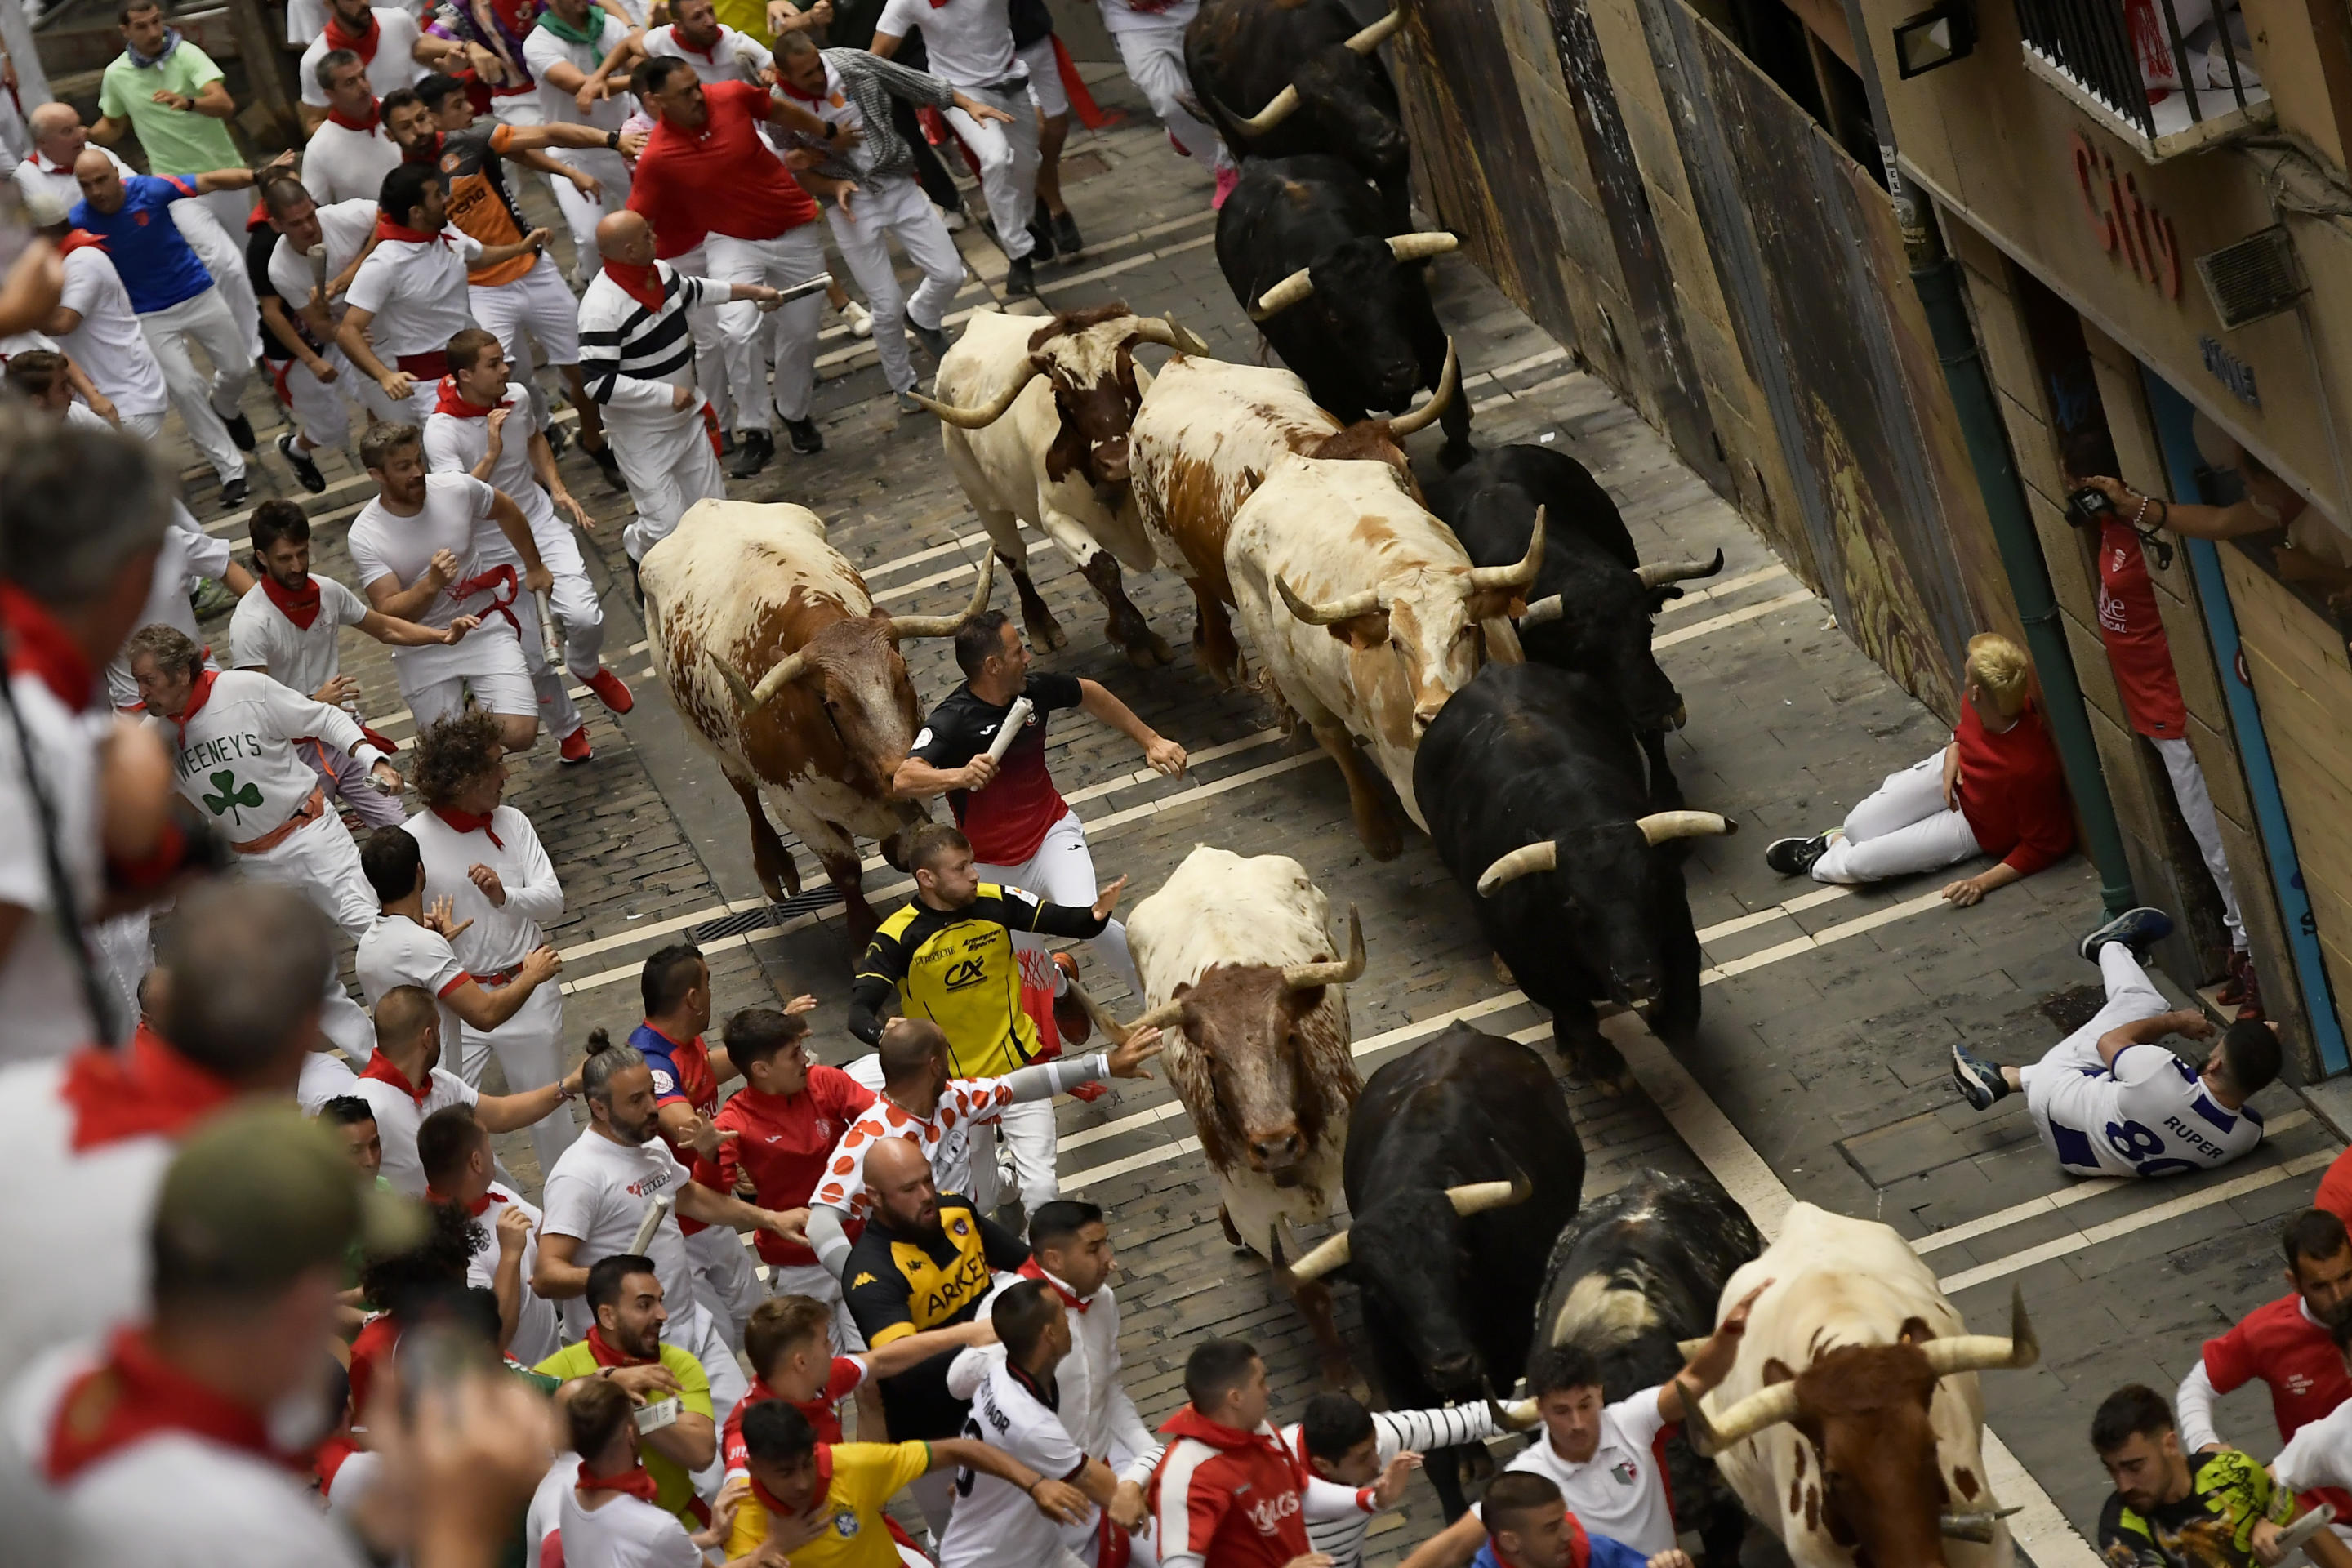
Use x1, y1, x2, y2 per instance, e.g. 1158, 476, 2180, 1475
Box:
938, 205, 969, 233
841, 300, 874, 338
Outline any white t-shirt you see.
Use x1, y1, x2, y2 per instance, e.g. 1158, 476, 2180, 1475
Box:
346, 472, 521, 686
0, 671, 105, 1066
105, 504, 232, 709
425, 378, 556, 537
2034, 1042, 2265, 1178
229, 572, 372, 700
355, 910, 473, 1054
1478, 1392, 1676, 1558
300, 10, 429, 105
523, 15, 634, 131
344, 226, 485, 359
301, 117, 403, 207
15, 145, 133, 212
403, 804, 563, 979
876, 0, 1017, 87
528, 1454, 582, 1552
936, 1357, 1095, 1568
2277, 1399, 2352, 1496
465, 1182, 563, 1365
269, 196, 379, 320
643, 23, 772, 85
540, 1126, 706, 1336
353, 1059, 480, 1196
155, 669, 369, 841
1096, 0, 1197, 34
300, 1048, 361, 1111
57, 245, 168, 417
559, 1483, 702, 1568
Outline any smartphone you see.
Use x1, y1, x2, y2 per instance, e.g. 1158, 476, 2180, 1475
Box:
634, 1396, 682, 1434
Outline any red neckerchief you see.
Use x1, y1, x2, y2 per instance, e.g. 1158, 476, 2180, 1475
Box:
585, 1326, 653, 1369
57, 226, 107, 256
0, 580, 96, 708
574, 1461, 661, 1501
425, 1185, 506, 1217
749, 1446, 835, 1521
671, 25, 725, 63
403, 131, 445, 164
1018, 1258, 1089, 1313
323, 7, 381, 62
244, 198, 270, 232
434, 375, 510, 419
259, 572, 323, 630
59, 1024, 238, 1154
359, 1049, 432, 1107
375, 216, 448, 246
777, 70, 823, 101
430, 804, 504, 849
170, 669, 220, 750
600, 257, 664, 311
46, 1328, 291, 1482
326, 97, 381, 134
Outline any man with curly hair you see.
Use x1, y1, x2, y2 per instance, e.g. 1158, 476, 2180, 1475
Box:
402, 709, 573, 1174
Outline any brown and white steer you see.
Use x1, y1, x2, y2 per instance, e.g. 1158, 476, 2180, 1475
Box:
915, 305, 1209, 669
1129, 345, 1455, 689
1685, 1202, 2038, 1568
640, 499, 991, 943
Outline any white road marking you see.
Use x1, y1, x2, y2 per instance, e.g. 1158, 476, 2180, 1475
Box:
1652, 590, 1816, 651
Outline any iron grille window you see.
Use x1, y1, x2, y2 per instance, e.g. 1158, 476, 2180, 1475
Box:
2016, 0, 2261, 140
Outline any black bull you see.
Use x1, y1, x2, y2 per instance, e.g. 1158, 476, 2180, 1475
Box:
1216, 154, 1472, 466
1533, 1174, 1764, 1567
1186, 0, 1410, 216
1290, 1023, 1586, 1517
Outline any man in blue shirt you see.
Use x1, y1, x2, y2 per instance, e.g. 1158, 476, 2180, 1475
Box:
1404, 1473, 1692, 1568
70, 147, 279, 503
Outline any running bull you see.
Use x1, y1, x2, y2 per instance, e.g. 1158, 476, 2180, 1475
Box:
1285, 1023, 1579, 1518
643, 499, 991, 944
1415, 661, 1731, 1086
914, 305, 1209, 669
1686, 1202, 2038, 1568
1218, 154, 1472, 468
1187, 0, 1411, 218
1534, 1174, 1764, 1567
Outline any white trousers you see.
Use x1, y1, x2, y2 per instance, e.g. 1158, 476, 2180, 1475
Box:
276, 347, 365, 450
825, 173, 965, 394
394, 621, 539, 725
668, 243, 735, 432
510, 585, 585, 741
2153, 735, 2247, 951
470, 254, 585, 372
987, 1095, 1059, 1212
172, 192, 264, 359
706, 225, 829, 427
975, 808, 1143, 996
687, 1221, 764, 1350
532, 524, 607, 682
947, 87, 1041, 263
1112, 20, 1228, 178
546, 148, 632, 287
611, 403, 728, 561
679, 1296, 751, 1425
1810, 749, 1983, 884
138, 286, 249, 482
454, 980, 573, 1175
2021, 942, 2171, 1171
302, 737, 407, 830
1017, 37, 1069, 118
763, 1261, 868, 1353
234, 810, 378, 1059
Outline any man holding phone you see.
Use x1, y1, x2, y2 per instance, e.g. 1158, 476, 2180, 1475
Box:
536, 1254, 722, 1526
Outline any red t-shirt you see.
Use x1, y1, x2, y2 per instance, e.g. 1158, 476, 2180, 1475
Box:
2095, 519, 2188, 739
712, 1066, 877, 1267
628, 80, 817, 246
1953, 698, 2074, 875
2315, 1146, 2352, 1230
722, 1361, 867, 1472
2203, 1293, 2352, 1518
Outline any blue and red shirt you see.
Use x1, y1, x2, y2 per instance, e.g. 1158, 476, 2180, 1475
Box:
1471, 1509, 1651, 1568
70, 175, 213, 314
629, 1020, 725, 1234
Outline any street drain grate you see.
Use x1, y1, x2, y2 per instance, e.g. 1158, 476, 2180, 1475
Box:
691, 887, 844, 942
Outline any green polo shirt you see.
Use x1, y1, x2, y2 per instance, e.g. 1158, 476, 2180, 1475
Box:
533, 1341, 714, 1523
98, 42, 239, 176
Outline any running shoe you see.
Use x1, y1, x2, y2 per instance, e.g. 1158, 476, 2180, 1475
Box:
841, 299, 874, 338
583, 668, 634, 714
1052, 951, 1092, 1047
1950, 1044, 2010, 1111
557, 726, 593, 765
278, 430, 325, 494
2077, 906, 2175, 964
1765, 831, 1830, 876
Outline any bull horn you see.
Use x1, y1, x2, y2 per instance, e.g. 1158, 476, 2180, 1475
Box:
1221, 83, 1301, 136
1285, 1226, 1352, 1283
1517, 595, 1565, 629
708, 654, 760, 715
1634, 810, 1738, 845
909, 363, 1044, 430
715, 647, 814, 714
1466, 506, 1544, 592
1386, 339, 1459, 438
1345, 8, 1402, 51
1477, 840, 1557, 896
1494, 1396, 1543, 1431
1634, 548, 1726, 590
1683, 1382, 1802, 1458
1064, 982, 1133, 1045
1677, 1336, 1709, 1359
1940, 1508, 2023, 1544
1444, 1169, 1531, 1216
1282, 906, 1366, 990
1251, 266, 1316, 321
1131, 316, 1214, 357
1277, 575, 1383, 627
1386, 232, 1461, 263
888, 554, 996, 641
1918, 1285, 2042, 1376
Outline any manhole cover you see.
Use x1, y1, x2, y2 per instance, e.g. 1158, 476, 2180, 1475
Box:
691, 887, 844, 942
2038, 982, 2105, 1035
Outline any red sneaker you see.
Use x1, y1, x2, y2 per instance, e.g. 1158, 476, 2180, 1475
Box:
583, 667, 635, 714
1213, 165, 1239, 210
1051, 951, 1092, 1047
1065, 1080, 1107, 1102
558, 726, 594, 764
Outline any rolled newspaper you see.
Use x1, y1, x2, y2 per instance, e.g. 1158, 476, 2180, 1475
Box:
983, 696, 1034, 771
628, 1194, 675, 1255
760, 272, 833, 314
2276, 1503, 2336, 1561
535, 589, 563, 670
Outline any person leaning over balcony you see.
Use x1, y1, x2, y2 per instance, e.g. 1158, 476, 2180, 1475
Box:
1765, 632, 2073, 906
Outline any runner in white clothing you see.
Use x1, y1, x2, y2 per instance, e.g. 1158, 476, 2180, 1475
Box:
301, 52, 406, 205
350, 982, 581, 1194
559, 1379, 737, 1568
128, 630, 390, 1060
231, 500, 471, 830
1288, 1395, 1508, 1568
1952, 908, 2282, 1178
1096, 0, 1228, 185
418, 1102, 564, 1365
874, 0, 1043, 294
296, 0, 463, 132
256, 178, 376, 470
643, 1, 773, 87
23, 195, 173, 435
519, 0, 638, 274
345, 426, 550, 751
425, 327, 635, 765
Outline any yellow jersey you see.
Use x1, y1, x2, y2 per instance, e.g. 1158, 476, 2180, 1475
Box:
724, 1441, 934, 1566
534, 1341, 714, 1522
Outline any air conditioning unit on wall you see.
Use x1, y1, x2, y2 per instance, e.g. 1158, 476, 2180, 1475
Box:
2195, 226, 2304, 330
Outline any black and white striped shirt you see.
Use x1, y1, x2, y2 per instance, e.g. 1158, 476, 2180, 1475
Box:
1284, 1404, 1504, 1568
576, 261, 718, 412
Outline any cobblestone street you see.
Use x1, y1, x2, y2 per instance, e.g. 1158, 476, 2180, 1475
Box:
161, 66, 2350, 1566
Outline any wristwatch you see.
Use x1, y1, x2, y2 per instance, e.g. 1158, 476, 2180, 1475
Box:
604, 128, 621, 150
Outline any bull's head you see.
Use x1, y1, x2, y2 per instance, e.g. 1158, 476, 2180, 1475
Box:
1218, 7, 1410, 177
1276, 465, 1535, 740
1519, 548, 1725, 733
1253, 233, 1456, 415
914, 308, 1210, 491
1682, 1288, 2040, 1568
1476, 810, 1738, 1009
1089, 910, 1366, 1180
706, 559, 996, 795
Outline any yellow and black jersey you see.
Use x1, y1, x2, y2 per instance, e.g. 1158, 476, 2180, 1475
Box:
840, 1195, 1030, 1439
846, 884, 1106, 1079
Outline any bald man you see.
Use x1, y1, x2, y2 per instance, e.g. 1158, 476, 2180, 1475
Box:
576, 209, 783, 567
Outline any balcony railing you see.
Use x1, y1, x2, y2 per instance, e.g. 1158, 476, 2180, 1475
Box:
2016, 0, 2271, 158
